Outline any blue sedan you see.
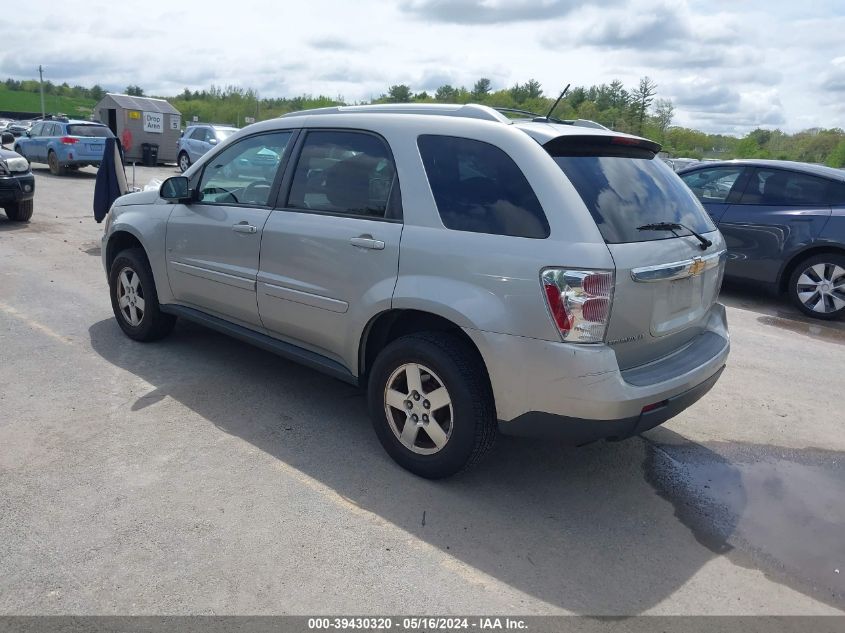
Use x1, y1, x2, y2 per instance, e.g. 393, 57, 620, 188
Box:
679, 159, 845, 319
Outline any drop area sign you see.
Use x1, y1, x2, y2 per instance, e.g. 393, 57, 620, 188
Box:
143, 111, 164, 133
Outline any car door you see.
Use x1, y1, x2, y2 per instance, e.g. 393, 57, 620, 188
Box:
165, 130, 295, 327
187, 127, 209, 163
717, 167, 833, 283
22, 122, 45, 162
257, 129, 403, 367
679, 165, 749, 225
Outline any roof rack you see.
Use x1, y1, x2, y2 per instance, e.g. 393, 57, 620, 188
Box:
279, 103, 608, 130
492, 107, 608, 130
280, 103, 511, 123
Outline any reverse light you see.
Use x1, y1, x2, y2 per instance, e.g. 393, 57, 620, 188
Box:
541, 269, 614, 343
59, 136, 78, 145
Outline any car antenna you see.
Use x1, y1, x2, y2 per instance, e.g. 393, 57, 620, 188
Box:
544, 84, 570, 121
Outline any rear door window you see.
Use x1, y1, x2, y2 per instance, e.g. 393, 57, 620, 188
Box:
680, 167, 745, 203
740, 168, 835, 206
286, 130, 399, 219
417, 135, 549, 238
549, 137, 715, 243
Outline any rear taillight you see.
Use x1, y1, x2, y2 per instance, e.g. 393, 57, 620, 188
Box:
541, 269, 614, 343
59, 137, 78, 145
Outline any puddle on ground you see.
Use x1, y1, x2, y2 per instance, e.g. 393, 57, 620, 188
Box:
644, 434, 845, 608
757, 315, 845, 345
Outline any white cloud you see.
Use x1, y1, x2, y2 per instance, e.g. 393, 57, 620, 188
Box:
0, 0, 842, 133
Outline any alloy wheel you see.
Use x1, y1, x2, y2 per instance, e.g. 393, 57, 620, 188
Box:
384, 363, 453, 455
116, 266, 145, 326
796, 262, 845, 314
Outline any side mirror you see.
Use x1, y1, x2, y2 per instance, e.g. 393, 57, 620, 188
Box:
1, 131, 13, 146
208, 137, 218, 145
160, 176, 192, 202
24, 131, 31, 137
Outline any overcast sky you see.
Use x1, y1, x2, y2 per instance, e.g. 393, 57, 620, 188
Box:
2, 0, 844, 135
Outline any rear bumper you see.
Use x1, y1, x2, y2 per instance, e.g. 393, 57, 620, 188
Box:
464, 302, 729, 443
0, 174, 35, 203
56, 146, 103, 166
501, 365, 724, 444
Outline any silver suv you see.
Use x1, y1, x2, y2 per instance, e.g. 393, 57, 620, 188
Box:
102, 104, 729, 478
177, 124, 238, 172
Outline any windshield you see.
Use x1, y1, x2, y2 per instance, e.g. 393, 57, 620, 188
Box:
68, 125, 113, 138
216, 128, 237, 140
552, 152, 716, 243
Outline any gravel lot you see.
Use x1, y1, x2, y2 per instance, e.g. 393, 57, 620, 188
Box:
1, 165, 843, 615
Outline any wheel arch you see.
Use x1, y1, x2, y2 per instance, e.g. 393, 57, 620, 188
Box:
105, 229, 146, 273
359, 308, 494, 399
778, 244, 845, 293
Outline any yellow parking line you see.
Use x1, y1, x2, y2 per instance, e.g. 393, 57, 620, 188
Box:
0, 301, 73, 345
269, 458, 497, 591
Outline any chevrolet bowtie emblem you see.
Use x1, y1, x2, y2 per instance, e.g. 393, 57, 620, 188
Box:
689, 257, 706, 276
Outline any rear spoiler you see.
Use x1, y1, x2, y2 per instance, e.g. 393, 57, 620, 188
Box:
543, 134, 662, 159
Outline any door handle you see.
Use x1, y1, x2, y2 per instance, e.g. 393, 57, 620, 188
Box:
232, 222, 257, 234
350, 236, 385, 250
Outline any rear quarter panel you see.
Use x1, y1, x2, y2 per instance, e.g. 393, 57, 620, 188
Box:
355, 115, 614, 340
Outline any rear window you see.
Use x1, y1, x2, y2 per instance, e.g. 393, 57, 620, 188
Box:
68, 125, 113, 138
418, 135, 549, 239
550, 138, 715, 243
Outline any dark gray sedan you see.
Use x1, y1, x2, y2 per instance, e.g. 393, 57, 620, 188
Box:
679, 159, 845, 319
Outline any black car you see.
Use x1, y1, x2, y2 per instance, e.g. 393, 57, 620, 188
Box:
679, 159, 845, 319
5, 120, 33, 138
0, 132, 35, 221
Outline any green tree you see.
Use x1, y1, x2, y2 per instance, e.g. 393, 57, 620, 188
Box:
509, 82, 528, 104
653, 98, 674, 140
125, 85, 144, 96
826, 139, 845, 167
435, 84, 457, 102
631, 76, 657, 135
386, 84, 412, 103
471, 78, 492, 100
524, 79, 543, 100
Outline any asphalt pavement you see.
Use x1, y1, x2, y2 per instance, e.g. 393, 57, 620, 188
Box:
0, 165, 843, 615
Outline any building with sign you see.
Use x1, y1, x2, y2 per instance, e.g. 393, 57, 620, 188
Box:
94, 93, 182, 164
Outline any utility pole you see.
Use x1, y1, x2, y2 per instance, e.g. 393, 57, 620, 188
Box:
38, 65, 46, 118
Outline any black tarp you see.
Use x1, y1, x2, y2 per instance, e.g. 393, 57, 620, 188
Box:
93, 137, 127, 223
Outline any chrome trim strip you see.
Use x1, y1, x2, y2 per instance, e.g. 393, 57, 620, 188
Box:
631, 250, 726, 283
170, 260, 255, 291
259, 282, 349, 314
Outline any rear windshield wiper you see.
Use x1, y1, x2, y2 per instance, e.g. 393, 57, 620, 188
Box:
637, 222, 712, 250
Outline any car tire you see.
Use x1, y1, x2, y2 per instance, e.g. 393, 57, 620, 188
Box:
178, 152, 191, 173
109, 248, 176, 341
788, 252, 845, 320
48, 150, 65, 176
367, 332, 496, 479
4, 199, 34, 222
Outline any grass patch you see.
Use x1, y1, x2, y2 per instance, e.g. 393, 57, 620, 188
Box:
0, 86, 96, 118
